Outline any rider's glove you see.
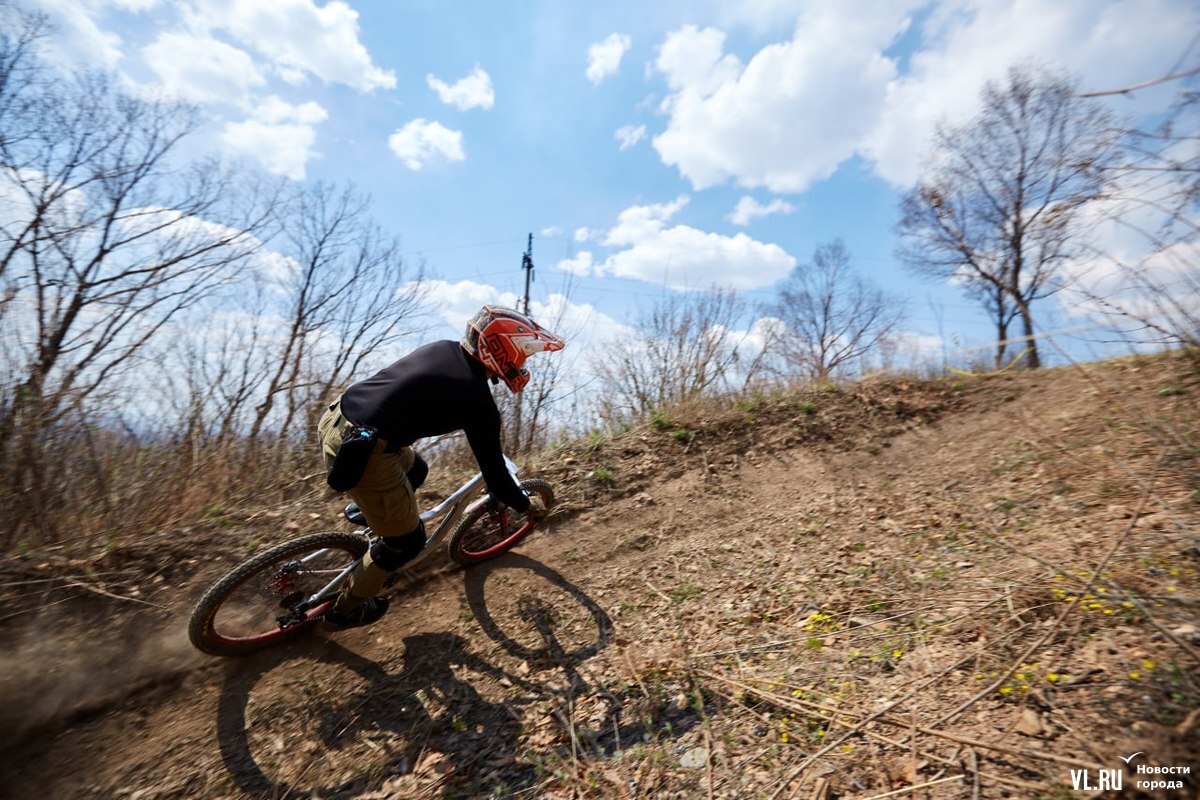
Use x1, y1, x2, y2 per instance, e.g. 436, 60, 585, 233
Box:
525, 494, 549, 521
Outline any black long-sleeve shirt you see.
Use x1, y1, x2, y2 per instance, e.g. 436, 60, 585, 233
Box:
338, 340, 530, 511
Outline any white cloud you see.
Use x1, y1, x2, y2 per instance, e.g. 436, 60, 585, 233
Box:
417, 279, 520, 329
710, 0, 805, 35
557, 251, 594, 276
414, 279, 628, 347
565, 197, 795, 290
34, 0, 124, 69
866, 330, 945, 373
112, 0, 161, 10
573, 227, 594, 243
540, 226, 563, 238
387, 119, 466, 171
0, 167, 90, 232
614, 124, 647, 151
652, 10, 909, 192
586, 33, 632, 85
142, 32, 265, 106
253, 95, 328, 125
727, 196, 796, 226
116, 204, 259, 250
863, 0, 1200, 186
253, 249, 302, 285
220, 97, 328, 179
650, 1, 1198, 192
535, 292, 631, 349
655, 24, 742, 96
427, 67, 495, 111
603, 196, 690, 246
183, 0, 396, 91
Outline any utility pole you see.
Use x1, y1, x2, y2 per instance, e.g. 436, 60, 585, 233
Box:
512, 233, 534, 455
520, 233, 534, 315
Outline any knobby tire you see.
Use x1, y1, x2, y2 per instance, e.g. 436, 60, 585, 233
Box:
188, 531, 369, 657
446, 479, 555, 566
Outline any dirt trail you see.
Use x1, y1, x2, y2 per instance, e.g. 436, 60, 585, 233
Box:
2, 355, 1197, 798
2, 450, 836, 798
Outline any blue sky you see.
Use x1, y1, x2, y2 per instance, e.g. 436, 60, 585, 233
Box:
28, 0, 1200, 373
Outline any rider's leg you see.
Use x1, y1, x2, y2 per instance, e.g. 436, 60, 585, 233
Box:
332, 443, 422, 616
338, 521, 426, 603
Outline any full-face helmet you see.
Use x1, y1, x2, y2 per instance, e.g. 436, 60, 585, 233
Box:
461, 305, 565, 392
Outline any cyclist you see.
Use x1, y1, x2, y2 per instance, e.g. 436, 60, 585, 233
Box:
317, 305, 565, 630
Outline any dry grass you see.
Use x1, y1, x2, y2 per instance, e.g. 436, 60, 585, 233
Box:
1, 349, 1197, 799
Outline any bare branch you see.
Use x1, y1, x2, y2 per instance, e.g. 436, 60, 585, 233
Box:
767, 240, 906, 380
896, 64, 1122, 368
1078, 65, 1200, 98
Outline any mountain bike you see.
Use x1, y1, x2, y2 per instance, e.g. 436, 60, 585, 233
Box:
187, 456, 554, 657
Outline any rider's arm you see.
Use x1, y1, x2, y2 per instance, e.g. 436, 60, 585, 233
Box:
464, 408, 531, 512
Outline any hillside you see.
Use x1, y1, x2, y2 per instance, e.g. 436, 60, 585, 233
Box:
1, 352, 1197, 799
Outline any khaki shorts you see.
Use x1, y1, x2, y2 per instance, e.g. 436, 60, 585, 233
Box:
318, 402, 420, 537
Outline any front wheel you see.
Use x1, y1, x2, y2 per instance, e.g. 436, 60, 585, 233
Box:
188, 531, 369, 657
447, 479, 555, 566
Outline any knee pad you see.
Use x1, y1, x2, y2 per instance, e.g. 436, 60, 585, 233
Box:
369, 520, 426, 571
407, 453, 428, 491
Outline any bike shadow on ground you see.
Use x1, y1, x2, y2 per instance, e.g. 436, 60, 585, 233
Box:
459, 553, 707, 771
213, 555, 705, 797
213, 555, 617, 798
215, 632, 529, 798
460, 551, 615, 668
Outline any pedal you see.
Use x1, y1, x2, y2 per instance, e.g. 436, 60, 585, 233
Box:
343, 502, 368, 526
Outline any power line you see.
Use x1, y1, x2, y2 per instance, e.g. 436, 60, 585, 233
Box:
398, 237, 528, 257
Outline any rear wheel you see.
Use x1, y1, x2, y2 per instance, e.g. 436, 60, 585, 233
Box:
447, 479, 554, 566
188, 531, 369, 657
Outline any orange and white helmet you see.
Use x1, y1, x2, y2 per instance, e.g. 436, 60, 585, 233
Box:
461, 305, 565, 392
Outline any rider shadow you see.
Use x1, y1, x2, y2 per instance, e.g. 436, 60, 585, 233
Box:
215, 633, 527, 798
214, 555, 690, 797
460, 554, 705, 761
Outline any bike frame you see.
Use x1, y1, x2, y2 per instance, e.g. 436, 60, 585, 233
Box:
290, 456, 521, 613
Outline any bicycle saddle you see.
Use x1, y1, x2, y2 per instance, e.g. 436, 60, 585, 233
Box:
343, 502, 368, 526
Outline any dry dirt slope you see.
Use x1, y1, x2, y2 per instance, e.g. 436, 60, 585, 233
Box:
1, 352, 1198, 799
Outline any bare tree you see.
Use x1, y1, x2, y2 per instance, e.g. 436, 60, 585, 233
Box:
897, 64, 1122, 368
151, 282, 275, 452
965, 279, 1021, 368
767, 239, 905, 379
246, 182, 428, 446
0, 3, 48, 325
1074, 61, 1200, 347
0, 5, 431, 546
0, 2, 47, 158
0, 61, 283, 542
593, 288, 766, 425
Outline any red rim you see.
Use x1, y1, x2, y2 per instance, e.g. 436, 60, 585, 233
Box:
458, 513, 536, 560
203, 599, 334, 647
